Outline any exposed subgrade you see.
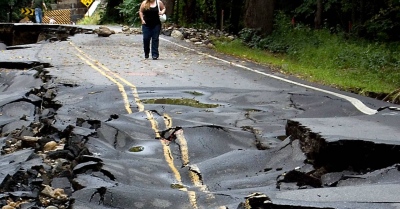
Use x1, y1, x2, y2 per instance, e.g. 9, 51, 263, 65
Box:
0, 23, 84, 46
286, 118, 400, 173
0, 65, 109, 208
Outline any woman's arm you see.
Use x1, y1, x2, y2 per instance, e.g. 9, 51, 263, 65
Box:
159, 1, 166, 15
42, 1, 47, 10
139, 1, 146, 24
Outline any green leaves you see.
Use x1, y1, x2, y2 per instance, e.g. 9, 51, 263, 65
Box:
117, 0, 142, 26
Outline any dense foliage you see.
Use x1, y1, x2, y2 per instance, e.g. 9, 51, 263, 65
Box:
0, 0, 33, 22
278, 0, 400, 41
106, 0, 400, 42
116, 0, 142, 25
2, 0, 399, 42
221, 12, 400, 95
0, 0, 60, 23
239, 12, 400, 74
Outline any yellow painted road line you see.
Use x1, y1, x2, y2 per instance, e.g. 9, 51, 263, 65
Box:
176, 131, 190, 167
75, 54, 132, 114
69, 42, 145, 112
75, 48, 185, 192
174, 127, 215, 200
163, 113, 173, 128
162, 113, 200, 207
144, 110, 161, 138
161, 139, 183, 183
163, 112, 211, 197
187, 190, 199, 209
72, 42, 200, 208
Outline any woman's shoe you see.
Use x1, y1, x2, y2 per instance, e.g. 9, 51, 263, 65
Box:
152, 56, 158, 60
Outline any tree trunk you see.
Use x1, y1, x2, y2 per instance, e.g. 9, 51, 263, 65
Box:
104, 0, 123, 23
164, 0, 174, 19
216, 0, 223, 29
183, 0, 196, 24
314, 0, 322, 29
216, 0, 232, 30
175, 0, 180, 23
244, 0, 275, 35
230, 0, 244, 33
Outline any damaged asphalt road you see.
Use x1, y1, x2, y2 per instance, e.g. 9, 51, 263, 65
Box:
1, 24, 400, 209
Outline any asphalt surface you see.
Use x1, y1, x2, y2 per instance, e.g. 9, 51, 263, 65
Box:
1, 24, 400, 209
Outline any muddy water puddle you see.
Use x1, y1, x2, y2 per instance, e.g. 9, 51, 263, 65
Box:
129, 145, 145, 152
142, 98, 220, 108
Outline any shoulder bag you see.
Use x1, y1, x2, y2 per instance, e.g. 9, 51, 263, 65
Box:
158, 0, 167, 23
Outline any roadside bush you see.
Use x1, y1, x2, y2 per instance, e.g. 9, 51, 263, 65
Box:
358, 5, 400, 41
77, 11, 102, 25
236, 12, 400, 94
238, 28, 262, 48
117, 0, 142, 26
239, 12, 400, 71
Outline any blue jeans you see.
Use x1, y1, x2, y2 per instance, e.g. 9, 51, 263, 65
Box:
142, 24, 161, 58
35, 8, 43, 23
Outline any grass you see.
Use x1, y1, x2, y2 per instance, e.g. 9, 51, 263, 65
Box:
213, 28, 400, 103
76, 12, 101, 25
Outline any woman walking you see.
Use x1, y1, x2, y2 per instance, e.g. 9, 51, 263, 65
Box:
139, 0, 166, 60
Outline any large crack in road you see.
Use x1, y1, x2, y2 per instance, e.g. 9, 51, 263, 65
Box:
1, 24, 400, 209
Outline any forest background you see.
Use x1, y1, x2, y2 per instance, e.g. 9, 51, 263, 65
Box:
1, 0, 399, 103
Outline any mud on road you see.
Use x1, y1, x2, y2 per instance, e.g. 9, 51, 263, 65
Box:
1, 24, 400, 209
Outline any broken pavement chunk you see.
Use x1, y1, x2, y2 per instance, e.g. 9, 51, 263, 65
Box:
286, 115, 400, 172
237, 192, 272, 209
277, 170, 322, 189
43, 141, 58, 152
41, 185, 68, 200
21, 136, 41, 142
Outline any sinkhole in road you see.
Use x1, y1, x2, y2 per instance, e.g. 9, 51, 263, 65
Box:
0, 24, 80, 71
0, 23, 84, 46
0, 61, 51, 70
141, 98, 219, 108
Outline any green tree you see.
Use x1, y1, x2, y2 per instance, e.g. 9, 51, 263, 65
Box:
117, 0, 142, 25
164, 0, 174, 19
290, 0, 400, 40
101, 0, 123, 24
0, 0, 34, 23
109, 0, 399, 41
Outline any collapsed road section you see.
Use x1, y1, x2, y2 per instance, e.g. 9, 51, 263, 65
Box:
0, 23, 82, 47
1, 24, 400, 209
2, 64, 400, 208
0, 66, 75, 208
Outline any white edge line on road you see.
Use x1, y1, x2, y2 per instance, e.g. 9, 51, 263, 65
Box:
161, 37, 378, 115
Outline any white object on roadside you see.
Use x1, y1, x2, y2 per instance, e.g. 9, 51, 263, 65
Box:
49, 17, 56, 24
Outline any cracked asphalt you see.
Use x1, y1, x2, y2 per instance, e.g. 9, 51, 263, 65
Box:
1, 24, 400, 209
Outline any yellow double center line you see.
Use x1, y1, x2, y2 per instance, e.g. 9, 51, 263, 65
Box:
70, 41, 215, 208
